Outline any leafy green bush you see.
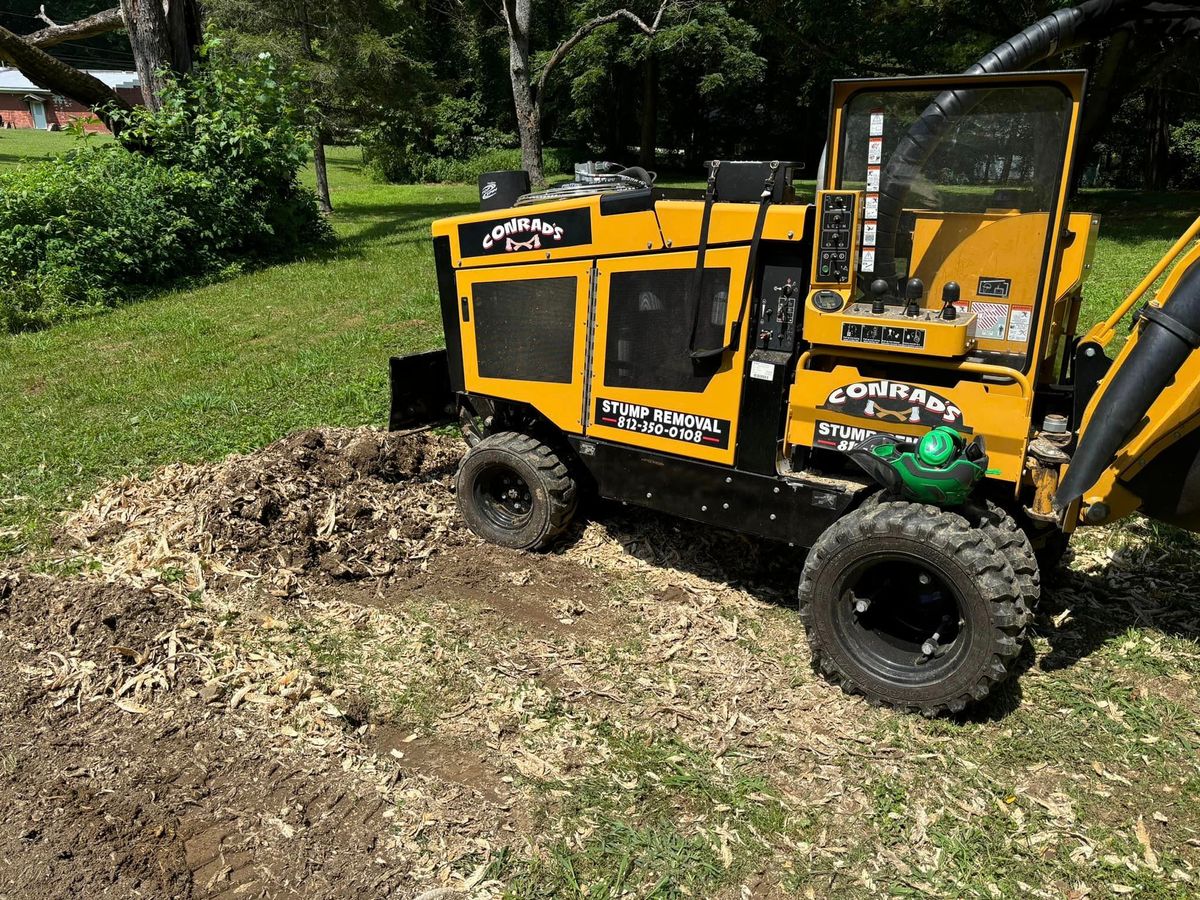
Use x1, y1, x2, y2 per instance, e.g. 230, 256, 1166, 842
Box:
0, 43, 331, 333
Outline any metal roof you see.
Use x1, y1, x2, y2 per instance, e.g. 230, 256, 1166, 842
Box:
0, 67, 140, 93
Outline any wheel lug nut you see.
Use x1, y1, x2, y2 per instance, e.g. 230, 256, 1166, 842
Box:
854, 599, 870, 614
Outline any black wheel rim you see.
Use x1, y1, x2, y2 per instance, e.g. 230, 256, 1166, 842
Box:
830, 552, 969, 689
474, 462, 534, 531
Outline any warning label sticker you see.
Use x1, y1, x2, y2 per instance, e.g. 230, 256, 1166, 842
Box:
972, 301, 1009, 340
813, 420, 911, 453
594, 398, 730, 449
867, 138, 883, 165
1008, 305, 1032, 342
866, 166, 880, 192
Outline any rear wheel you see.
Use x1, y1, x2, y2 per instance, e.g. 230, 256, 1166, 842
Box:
798, 501, 1025, 716
455, 432, 577, 550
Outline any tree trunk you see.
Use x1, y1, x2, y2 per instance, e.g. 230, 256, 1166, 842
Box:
120, 0, 182, 109
638, 52, 657, 170
504, 0, 544, 186
299, 6, 332, 212
164, 0, 201, 76
1144, 78, 1170, 191
0, 25, 131, 130
313, 131, 333, 213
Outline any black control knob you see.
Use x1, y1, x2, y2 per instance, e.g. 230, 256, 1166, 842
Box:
870, 278, 889, 315
941, 281, 961, 321
905, 278, 924, 318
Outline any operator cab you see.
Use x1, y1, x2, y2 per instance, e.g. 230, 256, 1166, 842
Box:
788, 71, 1096, 485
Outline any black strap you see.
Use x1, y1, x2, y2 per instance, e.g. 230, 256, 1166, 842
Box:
1140, 303, 1200, 349
686, 160, 721, 354
690, 161, 780, 360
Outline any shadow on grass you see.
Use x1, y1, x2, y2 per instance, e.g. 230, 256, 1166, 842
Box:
1035, 538, 1200, 674
1080, 189, 1200, 243
329, 200, 478, 256
558, 499, 1200, 724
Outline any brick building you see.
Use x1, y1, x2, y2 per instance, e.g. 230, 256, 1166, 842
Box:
0, 67, 143, 133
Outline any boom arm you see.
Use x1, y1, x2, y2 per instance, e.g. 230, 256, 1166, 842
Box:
1057, 237, 1200, 530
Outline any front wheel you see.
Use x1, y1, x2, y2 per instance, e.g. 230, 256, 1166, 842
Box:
798, 500, 1026, 716
455, 432, 577, 550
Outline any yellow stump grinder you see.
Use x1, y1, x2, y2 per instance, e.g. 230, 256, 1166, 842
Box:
390, 0, 1200, 714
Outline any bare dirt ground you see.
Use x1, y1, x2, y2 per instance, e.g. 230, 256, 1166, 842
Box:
2, 428, 1199, 899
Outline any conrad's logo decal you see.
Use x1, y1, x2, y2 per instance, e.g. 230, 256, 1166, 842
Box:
482, 215, 566, 252
458, 207, 592, 258
820, 380, 972, 433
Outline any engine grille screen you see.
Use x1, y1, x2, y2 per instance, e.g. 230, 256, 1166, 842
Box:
472, 276, 578, 383
604, 268, 731, 393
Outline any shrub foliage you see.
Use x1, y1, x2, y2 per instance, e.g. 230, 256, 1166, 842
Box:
0, 45, 331, 333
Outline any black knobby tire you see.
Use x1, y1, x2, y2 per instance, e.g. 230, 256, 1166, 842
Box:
798, 500, 1026, 716
959, 500, 1039, 628
455, 432, 577, 550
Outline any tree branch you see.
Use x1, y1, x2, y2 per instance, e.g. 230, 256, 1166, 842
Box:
23, 6, 124, 49
535, 0, 669, 98
0, 24, 131, 131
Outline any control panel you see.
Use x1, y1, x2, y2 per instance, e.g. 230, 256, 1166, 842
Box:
813, 191, 858, 284
754, 265, 805, 353
803, 278, 979, 358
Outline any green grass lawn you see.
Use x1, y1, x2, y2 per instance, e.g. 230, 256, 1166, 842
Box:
0, 130, 1198, 555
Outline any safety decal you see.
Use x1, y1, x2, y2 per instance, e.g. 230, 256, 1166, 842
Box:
841, 322, 925, 349
594, 398, 730, 449
819, 379, 972, 433
972, 301, 1009, 340
458, 206, 592, 257
977, 276, 1012, 299
1008, 305, 1032, 343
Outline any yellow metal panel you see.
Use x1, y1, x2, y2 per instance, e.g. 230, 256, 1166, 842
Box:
432, 194, 664, 268
787, 364, 1030, 482
653, 201, 809, 248
802, 293, 977, 357
456, 259, 593, 434
587, 247, 751, 465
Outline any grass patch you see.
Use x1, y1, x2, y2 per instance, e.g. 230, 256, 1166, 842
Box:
0, 144, 473, 555
497, 729, 798, 898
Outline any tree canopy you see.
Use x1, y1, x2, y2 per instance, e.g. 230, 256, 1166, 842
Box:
4, 0, 1200, 188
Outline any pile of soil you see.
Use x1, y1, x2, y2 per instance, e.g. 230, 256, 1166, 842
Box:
63, 428, 468, 590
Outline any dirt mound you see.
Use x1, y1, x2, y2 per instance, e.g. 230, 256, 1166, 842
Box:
63, 427, 466, 590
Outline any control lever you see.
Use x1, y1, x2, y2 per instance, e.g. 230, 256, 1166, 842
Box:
870, 278, 890, 315
905, 278, 924, 318
940, 281, 961, 321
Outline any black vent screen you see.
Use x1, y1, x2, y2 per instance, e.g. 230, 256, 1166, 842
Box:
472, 276, 578, 383
604, 268, 731, 393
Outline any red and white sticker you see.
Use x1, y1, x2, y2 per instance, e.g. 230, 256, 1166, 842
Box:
867, 138, 883, 165
1008, 305, 1032, 342
972, 302, 1009, 340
